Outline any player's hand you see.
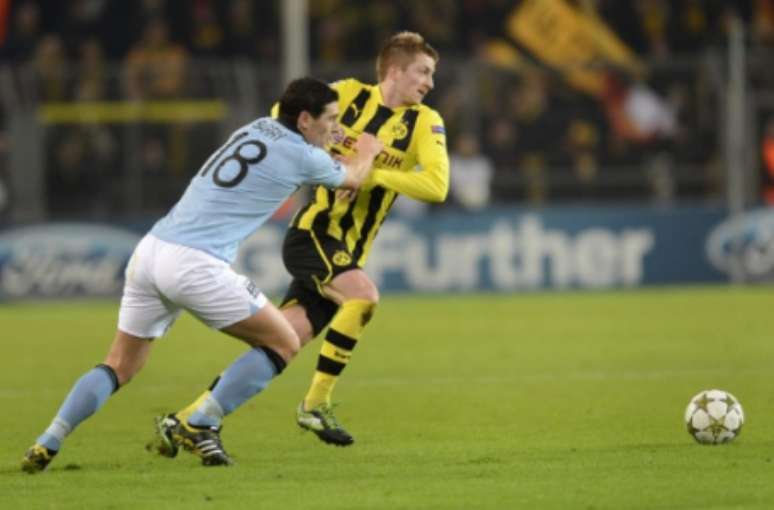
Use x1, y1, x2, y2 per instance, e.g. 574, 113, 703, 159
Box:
355, 133, 384, 158
336, 189, 358, 202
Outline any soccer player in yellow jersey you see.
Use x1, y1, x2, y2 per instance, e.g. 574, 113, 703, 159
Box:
283, 31, 448, 446
155, 32, 448, 459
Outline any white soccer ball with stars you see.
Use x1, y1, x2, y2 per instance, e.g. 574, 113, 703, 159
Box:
684, 389, 744, 444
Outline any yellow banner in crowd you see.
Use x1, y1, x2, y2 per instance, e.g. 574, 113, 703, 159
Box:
38, 100, 228, 124
507, 0, 641, 94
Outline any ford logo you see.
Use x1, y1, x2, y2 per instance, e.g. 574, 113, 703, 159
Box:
0, 224, 140, 299
706, 208, 774, 279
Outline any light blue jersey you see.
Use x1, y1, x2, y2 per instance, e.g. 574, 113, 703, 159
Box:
150, 118, 345, 262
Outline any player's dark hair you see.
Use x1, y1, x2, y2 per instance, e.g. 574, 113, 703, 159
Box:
278, 77, 338, 130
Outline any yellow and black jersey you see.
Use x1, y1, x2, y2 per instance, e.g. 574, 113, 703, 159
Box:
292, 78, 450, 267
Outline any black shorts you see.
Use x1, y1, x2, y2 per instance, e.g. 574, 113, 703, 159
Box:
280, 227, 359, 336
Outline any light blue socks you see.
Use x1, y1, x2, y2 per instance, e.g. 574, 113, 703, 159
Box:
187, 348, 280, 429
37, 365, 118, 451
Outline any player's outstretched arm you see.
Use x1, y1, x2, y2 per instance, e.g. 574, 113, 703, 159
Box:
339, 133, 383, 190
369, 111, 449, 203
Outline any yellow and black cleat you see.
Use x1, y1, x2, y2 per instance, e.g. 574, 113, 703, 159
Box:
21, 444, 57, 474
148, 414, 233, 466
296, 402, 354, 446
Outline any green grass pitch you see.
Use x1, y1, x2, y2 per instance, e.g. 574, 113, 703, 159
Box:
1, 286, 773, 509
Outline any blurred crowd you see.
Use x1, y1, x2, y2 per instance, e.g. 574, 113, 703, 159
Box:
4, 1, 774, 64
1, 0, 774, 221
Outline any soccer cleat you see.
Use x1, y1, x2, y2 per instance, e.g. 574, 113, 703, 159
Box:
146, 414, 180, 458
169, 415, 233, 466
296, 402, 354, 446
21, 444, 57, 473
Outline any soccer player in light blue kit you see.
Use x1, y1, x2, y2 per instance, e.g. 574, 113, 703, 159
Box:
21, 77, 383, 472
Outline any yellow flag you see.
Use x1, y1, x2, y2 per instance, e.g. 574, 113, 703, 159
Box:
507, 0, 642, 94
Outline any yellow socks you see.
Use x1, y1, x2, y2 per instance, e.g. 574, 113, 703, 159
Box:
175, 375, 221, 422
178, 299, 377, 417
303, 299, 375, 409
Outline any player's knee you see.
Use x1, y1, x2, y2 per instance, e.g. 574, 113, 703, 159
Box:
352, 277, 380, 304
286, 333, 301, 359
103, 361, 134, 387
298, 327, 315, 347
364, 284, 380, 305
281, 305, 315, 346
274, 329, 301, 361
331, 270, 380, 304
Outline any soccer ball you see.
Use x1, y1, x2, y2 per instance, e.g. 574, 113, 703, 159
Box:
684, 389, 744, 444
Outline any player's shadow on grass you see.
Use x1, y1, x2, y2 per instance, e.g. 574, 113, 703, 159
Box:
2, 463, 82, 476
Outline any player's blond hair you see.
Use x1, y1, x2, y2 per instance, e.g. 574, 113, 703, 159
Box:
376, 32, 438, 82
